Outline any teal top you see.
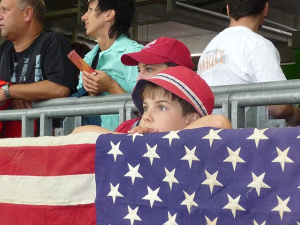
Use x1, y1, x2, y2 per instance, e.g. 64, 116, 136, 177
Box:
77, 35, 143, 131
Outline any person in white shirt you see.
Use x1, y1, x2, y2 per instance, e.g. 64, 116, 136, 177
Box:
197, 0, 300, 126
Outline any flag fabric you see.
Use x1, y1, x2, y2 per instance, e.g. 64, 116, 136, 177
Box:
0, 132, 99, 225
95, 127, 300, 225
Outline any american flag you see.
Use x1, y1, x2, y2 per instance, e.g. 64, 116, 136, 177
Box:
95, 127, 300, 225
0, 132, 99, 225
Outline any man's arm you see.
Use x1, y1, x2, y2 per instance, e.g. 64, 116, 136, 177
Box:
270, 104, 300, 127
0, 80, 71, 102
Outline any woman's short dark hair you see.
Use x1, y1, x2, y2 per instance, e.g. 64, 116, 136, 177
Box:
89, 0, 135, 39
226, 0, 268, 20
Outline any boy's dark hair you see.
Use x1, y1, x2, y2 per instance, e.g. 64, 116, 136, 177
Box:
141, 83, 197, 117
165, 62, 179, 68
226, 0, 268, 20
89, 0, 135, 39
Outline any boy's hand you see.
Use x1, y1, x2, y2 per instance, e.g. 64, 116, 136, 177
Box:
128, 126, 158, 134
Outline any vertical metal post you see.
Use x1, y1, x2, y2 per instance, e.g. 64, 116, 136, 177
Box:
40, 113, 53, 137
119, 107, 125, 124
231, 101, 245, 129
22, 115, 34, 137
63, 116, 82, 135
222, 102, 231, 121
167, 0, 176, 12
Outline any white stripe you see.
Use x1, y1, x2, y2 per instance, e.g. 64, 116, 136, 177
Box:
0, 132, 100, 147
0, 174, 96, 205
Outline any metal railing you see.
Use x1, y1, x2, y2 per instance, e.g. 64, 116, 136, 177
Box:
1, 80, 300, 137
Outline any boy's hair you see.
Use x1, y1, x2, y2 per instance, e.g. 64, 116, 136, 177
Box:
141, 82, 197, 117
226, 0, 268, 20
17, 0, 46, 25
88, 0, 135, 39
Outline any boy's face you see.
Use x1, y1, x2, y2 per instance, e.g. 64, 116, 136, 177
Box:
140, 93, 191, 132
137, 63, 168, 80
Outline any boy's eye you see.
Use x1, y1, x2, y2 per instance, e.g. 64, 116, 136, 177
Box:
159, 105, 166, 111
146, 67, 153, 72
143, 106, 148, 111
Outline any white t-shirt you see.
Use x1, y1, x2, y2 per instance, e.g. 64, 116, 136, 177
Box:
197, 26, 286, 86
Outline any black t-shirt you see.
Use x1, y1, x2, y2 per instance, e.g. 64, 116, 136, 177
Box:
0, 31, 78, 93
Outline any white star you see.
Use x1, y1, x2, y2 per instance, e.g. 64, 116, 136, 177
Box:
163, 168, 179, 190
297, 222, 300, 225
254, 220, 266, 225
180, 146, 200, 168
143, 144, 160, 165
124, 206, 142, 225
142, 186, 163, 208
124, 163, 143, 185
201, 170, 223, 194
272, 147, 294, 171
127, 132, 143, 142
162, 131, 180, 146
271, 195, 291, 220
204, 216, 218, 225
163, 212, 178, 225
107, 141, 123, 162
202, 129, 222, 147
246, 128, 269, 148
223, 194, 246, 218
107, 183, 124, 204
223, 147, 245, 171
180, 191, 198, 214
247, 172, 271, 196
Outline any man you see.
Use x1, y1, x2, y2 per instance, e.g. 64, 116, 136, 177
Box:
197, 0, 299, 126
0, 0, 78, 136
77, 0, 143, 131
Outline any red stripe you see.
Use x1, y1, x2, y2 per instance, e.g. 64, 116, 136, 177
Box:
0, 144, 95, 176
0, 203, 96, 225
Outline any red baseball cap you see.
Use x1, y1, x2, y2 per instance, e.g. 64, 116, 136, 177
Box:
132, 66, 214, 117
121, 37, 194, 70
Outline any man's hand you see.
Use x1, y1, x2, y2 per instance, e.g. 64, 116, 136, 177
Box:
11, 99, 32, 109
286, 107, 300, 127
128, 126, 158, 134
0, 88, 6, 102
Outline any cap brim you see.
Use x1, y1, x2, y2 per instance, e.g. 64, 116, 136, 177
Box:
131, 79, 150, 115
121, 52, 170, 66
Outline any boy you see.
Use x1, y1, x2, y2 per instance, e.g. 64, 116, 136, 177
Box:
115, 37, 231, 132
72, 66, 232, 135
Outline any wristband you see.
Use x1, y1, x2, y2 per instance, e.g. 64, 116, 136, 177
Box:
1, 83, 11, 99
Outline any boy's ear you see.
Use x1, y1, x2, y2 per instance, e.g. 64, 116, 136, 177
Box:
186, 112, 200, 125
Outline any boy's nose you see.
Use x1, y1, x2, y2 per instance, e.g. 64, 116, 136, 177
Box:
142, 110, 153, 123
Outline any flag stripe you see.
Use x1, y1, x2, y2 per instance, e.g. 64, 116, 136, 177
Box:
0, 203, 96, 225
0, 132, 100, 147
0, 144, 96, 176
0, 174, 96, 205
